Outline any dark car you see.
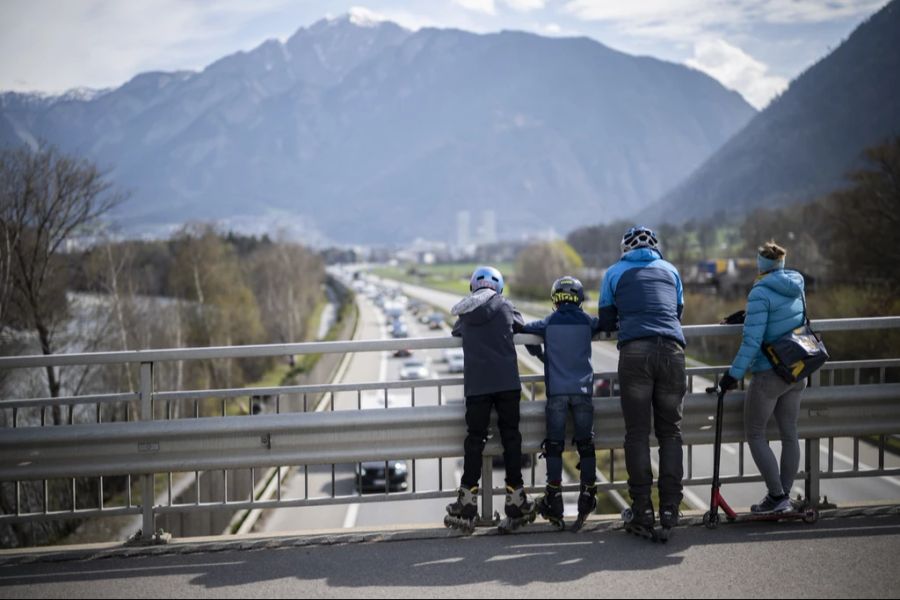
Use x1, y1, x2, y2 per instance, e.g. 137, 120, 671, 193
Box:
356, 460, 409, 493
426, 313, 445, 330
594, 378, 621, 398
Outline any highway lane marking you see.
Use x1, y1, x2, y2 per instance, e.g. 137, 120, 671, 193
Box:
0, 561, 245, 581
680, 484, 709, 510
343, 324, 389, 530
821, 446, 900, 489
343, 502, 360, 528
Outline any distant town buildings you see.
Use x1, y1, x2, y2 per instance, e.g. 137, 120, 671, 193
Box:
455, 209, 498, 256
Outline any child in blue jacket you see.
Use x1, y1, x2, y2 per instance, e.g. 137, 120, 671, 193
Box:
523, 276, 602, 530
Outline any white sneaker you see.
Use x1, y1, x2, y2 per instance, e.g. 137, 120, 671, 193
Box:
750, 494, 792, 514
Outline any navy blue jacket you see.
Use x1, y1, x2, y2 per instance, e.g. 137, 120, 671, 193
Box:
451, 289, 524, 397
598, 247, 685, 348
522, 303, 601, 397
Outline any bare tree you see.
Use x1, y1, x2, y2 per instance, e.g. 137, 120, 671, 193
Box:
0, 143, 123, 403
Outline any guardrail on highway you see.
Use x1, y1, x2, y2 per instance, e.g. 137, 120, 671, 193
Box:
1, 317, 899, 542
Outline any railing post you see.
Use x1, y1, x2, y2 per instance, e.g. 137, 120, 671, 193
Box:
134, 361, 167, 545
805, 437, 821, 507
481, 455, 494, 524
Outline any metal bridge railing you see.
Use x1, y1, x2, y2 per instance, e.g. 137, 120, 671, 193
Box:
1, 317, 899, 542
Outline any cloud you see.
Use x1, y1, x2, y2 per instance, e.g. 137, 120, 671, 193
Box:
562, 0, 887, 39
543, 23, 562, 35
686, 38, 788, 109
453, 0, 497, 16
0, 0, 296, 93
501, 0, 546, 11
347, 6, 387, 26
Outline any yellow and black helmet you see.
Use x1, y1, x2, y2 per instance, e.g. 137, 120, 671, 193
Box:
550, 276, 584, 307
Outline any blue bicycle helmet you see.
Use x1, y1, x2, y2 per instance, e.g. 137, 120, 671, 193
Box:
469, 266, 504, 294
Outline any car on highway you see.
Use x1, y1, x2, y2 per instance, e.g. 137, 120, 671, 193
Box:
384, 303, 404, 321
426, 313, 445, 330
444, 348, 464, 373
447, 355, 465, 373
391, 321, 409, 338
393, 348, 412, 358
356, 460, 408, 493
594, 378, 621, 397
399, 360, 430, 380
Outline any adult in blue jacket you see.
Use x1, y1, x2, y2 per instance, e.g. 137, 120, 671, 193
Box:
522, 276, 602, 527
598, 226, 686, 533
718, 241, 807, 514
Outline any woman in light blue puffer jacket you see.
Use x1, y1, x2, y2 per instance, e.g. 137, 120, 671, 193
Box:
718, 241, 806, 514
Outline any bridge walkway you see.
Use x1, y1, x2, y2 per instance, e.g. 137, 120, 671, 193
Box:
2, 505, 899, 598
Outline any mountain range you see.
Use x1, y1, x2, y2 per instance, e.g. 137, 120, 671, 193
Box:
641, 0, 900, 224
0, 14, 757, 244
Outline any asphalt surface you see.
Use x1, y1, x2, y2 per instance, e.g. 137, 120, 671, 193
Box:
3, 511, 900, 598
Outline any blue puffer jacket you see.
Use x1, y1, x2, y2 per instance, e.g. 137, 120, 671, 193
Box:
598, 248, 685, 348
522, 303, 601, 397
728, 269, 806, 379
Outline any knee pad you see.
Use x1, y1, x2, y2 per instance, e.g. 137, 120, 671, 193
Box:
575, 438, 596, 459
540, 439, 565, 459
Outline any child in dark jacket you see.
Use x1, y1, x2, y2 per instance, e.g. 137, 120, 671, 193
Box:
444, 266, 535, 533
522, 276, 601, 531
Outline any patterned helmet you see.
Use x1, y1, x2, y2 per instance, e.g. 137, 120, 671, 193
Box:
621, 226, 659, 254
469, 266, 504, 294
551, 276, 584, 307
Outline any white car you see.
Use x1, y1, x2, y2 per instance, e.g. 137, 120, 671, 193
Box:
442, 348, 464, 363
447, 354, 465, 373
399, 360, 430, 380
443, 348, 464, 372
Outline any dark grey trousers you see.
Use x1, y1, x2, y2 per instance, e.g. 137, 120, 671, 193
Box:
744, 369, 806, 497
618, 337, 686, 506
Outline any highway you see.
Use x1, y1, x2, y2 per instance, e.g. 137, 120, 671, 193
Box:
258, 285, 546, 535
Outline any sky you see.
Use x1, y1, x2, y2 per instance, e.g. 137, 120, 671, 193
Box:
0, 0, 889, 110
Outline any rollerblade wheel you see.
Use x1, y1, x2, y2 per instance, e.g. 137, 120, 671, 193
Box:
703, 511, 719, 529
443, 515, 452, 529
803, 508, 819, 524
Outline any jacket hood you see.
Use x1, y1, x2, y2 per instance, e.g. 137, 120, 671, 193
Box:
451, 289, 502, 324
755, 269, 804, 298
622, 247, 662, 263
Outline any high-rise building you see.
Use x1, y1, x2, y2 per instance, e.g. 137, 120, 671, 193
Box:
479, 210, 497, 244
457, 210, 471, 249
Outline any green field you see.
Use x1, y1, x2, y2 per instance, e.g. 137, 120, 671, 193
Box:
372, 262, 515, 297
